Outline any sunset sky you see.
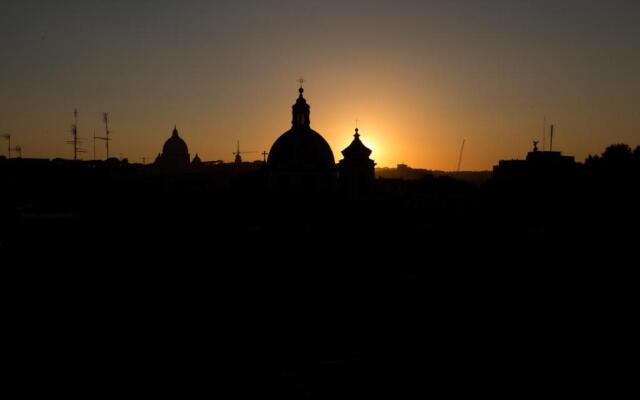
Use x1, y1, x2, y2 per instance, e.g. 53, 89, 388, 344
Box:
1, 0, 638, 170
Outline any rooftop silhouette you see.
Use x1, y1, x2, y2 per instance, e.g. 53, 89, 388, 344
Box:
2, 88, 638, 400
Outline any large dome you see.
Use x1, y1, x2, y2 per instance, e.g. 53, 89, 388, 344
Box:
162, 126, 189, 156
156, 125, 190, 168
267, 87, 335, 171
266, 85, 337, 193
268, 126, 335, 170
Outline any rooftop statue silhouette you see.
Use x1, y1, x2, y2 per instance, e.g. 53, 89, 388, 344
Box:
267, 83, 336, 193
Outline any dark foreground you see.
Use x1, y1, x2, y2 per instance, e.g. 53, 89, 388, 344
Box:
2, 159, 637, 397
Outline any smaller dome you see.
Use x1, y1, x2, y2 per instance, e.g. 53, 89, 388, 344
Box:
163, 126, 189, 156
341, 128, 372, 160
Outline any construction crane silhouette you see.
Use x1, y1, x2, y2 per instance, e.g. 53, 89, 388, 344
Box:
233, 140, 257, 164
457, 139, 466, 172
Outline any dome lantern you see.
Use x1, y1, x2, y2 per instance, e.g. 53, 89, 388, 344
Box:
292, 79, 310, 127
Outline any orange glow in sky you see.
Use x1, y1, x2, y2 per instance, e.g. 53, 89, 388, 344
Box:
1, 2, 638, 170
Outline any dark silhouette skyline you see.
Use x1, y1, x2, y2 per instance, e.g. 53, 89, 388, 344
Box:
2, 2, 639, 398
3, 135, 637, 397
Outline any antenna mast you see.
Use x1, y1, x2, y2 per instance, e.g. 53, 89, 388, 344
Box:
73, 109, 78, 160
1, 133, 10, 159
96, 112, 112, 159
66, 108, 86, 160
550, 124, 555, 152
542, 116, 546, 151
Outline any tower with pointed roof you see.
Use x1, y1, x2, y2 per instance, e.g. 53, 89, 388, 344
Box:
338, 126, 376, 194
156, 125, 190, 169
267, 82, 336, 193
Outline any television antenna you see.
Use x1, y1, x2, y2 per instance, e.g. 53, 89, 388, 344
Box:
1, 133, 10, 158
95, 112, 112, 159
66, 109, 86, 160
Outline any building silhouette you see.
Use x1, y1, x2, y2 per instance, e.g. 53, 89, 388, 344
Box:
155, 125, 190, 169
267, 85, 336, 193
493, 141, 576, 182
338, 127, 375, 194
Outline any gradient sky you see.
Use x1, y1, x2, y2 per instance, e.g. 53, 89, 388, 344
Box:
1, 0, 638, 169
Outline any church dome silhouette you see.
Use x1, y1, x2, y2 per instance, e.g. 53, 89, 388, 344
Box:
268, 86, 335, 171
341, 128, 372, 159
156, 125, 190, 168
163, 125, 189, 156
338, 127, 376, 195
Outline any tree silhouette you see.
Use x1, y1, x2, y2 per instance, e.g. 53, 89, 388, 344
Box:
601, 143, 633, 164
585, 143, 637, 174
584, 154, 600, 166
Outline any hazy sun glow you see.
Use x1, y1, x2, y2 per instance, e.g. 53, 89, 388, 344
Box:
1, 2, 638, 170
327, 123, 382, 166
